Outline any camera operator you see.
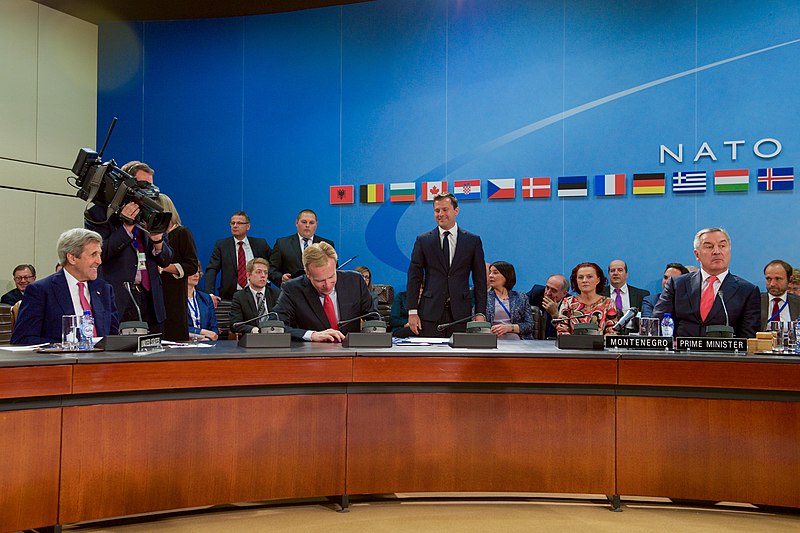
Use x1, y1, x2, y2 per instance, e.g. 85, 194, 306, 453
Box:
84, 161, 173, 333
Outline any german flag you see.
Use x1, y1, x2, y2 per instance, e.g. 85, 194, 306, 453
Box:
632, 173, 665, 195
359, 183, 385, 203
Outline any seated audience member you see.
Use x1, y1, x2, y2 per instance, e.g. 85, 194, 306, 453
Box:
640, 263, 689, 318
12, 229, 119, 344
761, 259, 800, 330
527, 274, 569, 338
187, 264, 219, 341
274, 242, 376, 342
55, 263, 63, 273
788, 268, 800, 297
601, 259, 650, 313
2, 264, 36, 305
653, 227, 760, 338
229, 258, 281, 335
355, 265, 380, 308
486, 261, 533, 339
556, 262, 618, 335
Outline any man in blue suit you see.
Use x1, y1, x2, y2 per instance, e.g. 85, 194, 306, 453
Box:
12, 228, 119, 344
653, 228, 760, 338
407, 192, 487, 337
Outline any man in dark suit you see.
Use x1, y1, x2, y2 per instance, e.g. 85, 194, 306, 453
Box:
760, 259, 800, 330
407, 192, 487, 337
274, 242, 376, 342
641, 263, 689, 318
601, 259, 650, 313
653, 227, 760, 338
12, 228, 119, 344
527, 274, 569, 338
229, 258, 281, 334
84, 161, 173, 333
269, 209, 334, 287
1, 264, 36, 306
205, 211, 272, 303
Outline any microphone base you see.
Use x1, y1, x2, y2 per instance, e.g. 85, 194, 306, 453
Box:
557, 334, 605, 351
705, 325, 735, 338
342, 332, 392, 348
237, 333, 291, 348
119, 321, 149, 335
448, 332, 498, 349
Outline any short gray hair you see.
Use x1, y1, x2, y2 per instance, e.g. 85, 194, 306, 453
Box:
57, 228, 102, 265
549, 274, 569, 293
693, 227, 731, 251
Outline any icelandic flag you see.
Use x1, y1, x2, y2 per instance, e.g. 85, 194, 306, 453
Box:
594, 174, 626, 196
757, 167, 794, 191
453, 179, 481, 200
487, 178, 515, 199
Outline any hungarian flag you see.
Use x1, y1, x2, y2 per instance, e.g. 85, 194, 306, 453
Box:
632, 173, 665, 195
389, 182, 416, 202
714, 169, 749, 192
359, 183, 385, 203
557, 176, 587, 197
594, 174, 626, 196
487, 178, 515, 199
757, 167, 794, 191
422, 181, 447, 201
329, 185, 354, 204
453, 179, 481, 200
521, 177, 550, 198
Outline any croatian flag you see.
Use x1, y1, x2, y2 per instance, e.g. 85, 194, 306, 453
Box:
757, 167, 794, 191
453, 179, 481, 200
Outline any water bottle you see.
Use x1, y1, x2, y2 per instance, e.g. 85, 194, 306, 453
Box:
78, 310, 94, 350
794, 320, 800, 354
660, 313, 674, 337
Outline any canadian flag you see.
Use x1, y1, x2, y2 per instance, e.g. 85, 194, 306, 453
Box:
422, 181, 448, 201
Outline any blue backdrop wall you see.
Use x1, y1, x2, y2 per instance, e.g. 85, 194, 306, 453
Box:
97, 0, 800, 296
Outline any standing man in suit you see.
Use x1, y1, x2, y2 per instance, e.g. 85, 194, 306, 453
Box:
12, 228, 119, 344
84, 161, 173, 333
274, 242, 376, 342
602, 259, 650, 313
641, 263, 689, 318
760, 259, 800, 330
407, 192, 487, 337
229, 258, 281, 334
653, 227, 760, 338
269, 209, 334, 287
527, 274, 570, 338
204, 211, 271, 305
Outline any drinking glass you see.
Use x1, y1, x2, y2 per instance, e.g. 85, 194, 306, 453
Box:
61, 315, 79, 350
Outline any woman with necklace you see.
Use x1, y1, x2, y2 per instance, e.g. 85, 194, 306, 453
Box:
485, 261, 533, 340
556, 262, 618, 335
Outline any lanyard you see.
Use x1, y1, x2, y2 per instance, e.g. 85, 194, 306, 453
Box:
188, 293, 200, 329
495, 294, 512, 318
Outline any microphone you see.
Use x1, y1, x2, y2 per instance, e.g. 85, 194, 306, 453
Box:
338, 311, 382, 328
437, 314, 479, 332
123, 281, 143, 322
232, 311, 279, 329
337, 255, 358, 270
613, 307, 638, 333
718, 290, 730, 327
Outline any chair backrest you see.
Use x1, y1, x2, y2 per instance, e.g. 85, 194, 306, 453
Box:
373, 284, 394, 305
215, 299, 233, 338
530, 305, 546, 340
0, 304, 12, 345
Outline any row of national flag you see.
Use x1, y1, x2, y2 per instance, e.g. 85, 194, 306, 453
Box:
329, 167, 795, 204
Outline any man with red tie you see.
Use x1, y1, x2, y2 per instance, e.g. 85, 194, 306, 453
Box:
760, 259, 800, 330
653, 227, 760, 338
12, 228, 119, 344
274, 242, 375, 342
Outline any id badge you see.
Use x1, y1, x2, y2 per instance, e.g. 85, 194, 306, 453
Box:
137, 251, 147, 271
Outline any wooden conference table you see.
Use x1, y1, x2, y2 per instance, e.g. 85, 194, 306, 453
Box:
1, 340, 799, 531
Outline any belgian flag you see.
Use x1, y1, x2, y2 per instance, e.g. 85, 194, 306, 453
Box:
360, 183, 385, 203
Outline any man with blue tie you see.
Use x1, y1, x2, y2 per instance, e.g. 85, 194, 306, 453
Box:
12, 228, 119, 344
269, 209, 334, 287
653, 227, 760, 338
407, 192, 487, 337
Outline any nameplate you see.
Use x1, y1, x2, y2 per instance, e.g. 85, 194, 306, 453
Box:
137, 333, 163, 352
675, 337, 747, 352
605, 336, 672, 350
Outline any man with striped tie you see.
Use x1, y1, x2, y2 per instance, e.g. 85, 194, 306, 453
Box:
229, 258, 281, 334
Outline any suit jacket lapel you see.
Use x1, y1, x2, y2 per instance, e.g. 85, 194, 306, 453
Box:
302, 278, 329, 327
710, 275, 739, 323
429, 229, 448, 271
688, 271, 702, 319
55, 271, 75, 317
88, 279, 107, 330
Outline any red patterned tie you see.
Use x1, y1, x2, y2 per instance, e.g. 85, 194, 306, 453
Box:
237, 241, 247, 289
772, 298, 782, 321
323, 294, 339, 330
77, 281, 97, 336
700, 275, 717, 321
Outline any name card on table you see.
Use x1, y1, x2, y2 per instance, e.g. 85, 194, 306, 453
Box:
675, 337, 747, 352
605, 336, 673, 350
137, 333, 163, 353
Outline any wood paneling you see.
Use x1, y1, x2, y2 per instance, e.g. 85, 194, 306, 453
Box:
59, 394, 347, 524
0, 364, 72, 399
347, 393, 615, 495
0, 408, 61, 532
619, 359, 800, 391
72, 357, 353, 393
353, 356, 617, 384
617, 396, 800, 507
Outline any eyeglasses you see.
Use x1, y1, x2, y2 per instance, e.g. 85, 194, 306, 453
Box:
14, 275, 34, 281
230, 221, 248, 226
